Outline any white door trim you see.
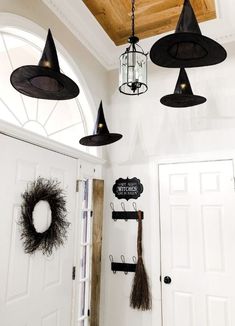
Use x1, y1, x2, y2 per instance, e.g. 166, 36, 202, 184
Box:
158, 157, 235, 187
153, 151, 235, 166
0, 119, 105, 164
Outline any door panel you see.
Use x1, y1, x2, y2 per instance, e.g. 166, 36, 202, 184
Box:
0, 134, 77, 326
159, 160, 235, 326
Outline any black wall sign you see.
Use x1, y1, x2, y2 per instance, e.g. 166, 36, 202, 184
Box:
112, 177, 143, 200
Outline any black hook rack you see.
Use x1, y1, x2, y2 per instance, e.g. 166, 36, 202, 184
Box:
110, 202, 144, 221
109, 255, 137, 274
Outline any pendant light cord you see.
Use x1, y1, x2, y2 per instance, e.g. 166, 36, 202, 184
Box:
131, 0, 135, 37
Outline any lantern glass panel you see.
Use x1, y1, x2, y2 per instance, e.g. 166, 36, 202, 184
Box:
119, 50, 147, 95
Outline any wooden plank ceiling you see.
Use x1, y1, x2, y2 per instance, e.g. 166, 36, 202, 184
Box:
83, 0, 216, 46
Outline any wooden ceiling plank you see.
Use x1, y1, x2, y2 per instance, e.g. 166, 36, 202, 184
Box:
203, 0, 216, 12
83, 0, 216, 46
122, 4, 211, 33
136, 0, 181, 15
116, 9, 216, 45
83, 0, 128, 44
191, 0, 206, 12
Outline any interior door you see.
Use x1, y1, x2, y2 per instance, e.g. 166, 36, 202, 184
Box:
159, 159, 235, 326
0, 133, 77, 326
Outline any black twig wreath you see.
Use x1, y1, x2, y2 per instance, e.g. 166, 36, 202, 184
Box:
19, 177, 70, 256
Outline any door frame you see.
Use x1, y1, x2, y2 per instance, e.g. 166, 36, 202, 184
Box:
0, 119, 105, 326
156, 154, 235, 326
0, 119, 105, 165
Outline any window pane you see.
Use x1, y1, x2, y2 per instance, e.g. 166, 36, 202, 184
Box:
78, 179, 92, 324
80, 246, 88, 279
82, 211, 89, 244
79, 281, 86, 317
84, 180, 89, 208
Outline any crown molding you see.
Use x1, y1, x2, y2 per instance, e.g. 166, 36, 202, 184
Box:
42, 0, 235, 71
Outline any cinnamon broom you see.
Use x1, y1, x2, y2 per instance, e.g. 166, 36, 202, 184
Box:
130, 210, 152, 310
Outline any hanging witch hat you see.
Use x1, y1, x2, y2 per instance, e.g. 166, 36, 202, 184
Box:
150, 0, 227, 68
160, 68, 206, 107
10, 29, 79, 100
79, 101, 123, 146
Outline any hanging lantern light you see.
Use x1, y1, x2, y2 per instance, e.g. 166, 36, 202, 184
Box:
119, 0, 148, 96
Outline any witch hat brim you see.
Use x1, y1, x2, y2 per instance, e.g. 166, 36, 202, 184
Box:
160, 94, 206, 107
150, 0, 227, 68
10, 29, 79, 100
150, 33, 227, 68
79, 133, 123, 146
160, 68, 207, 107
79, 101, 123, 146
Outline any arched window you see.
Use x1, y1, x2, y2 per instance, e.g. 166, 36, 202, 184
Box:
0, 26, 94, 154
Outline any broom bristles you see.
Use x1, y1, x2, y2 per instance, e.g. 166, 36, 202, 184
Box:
130, 257, 152, 310
130, 210, 152, 311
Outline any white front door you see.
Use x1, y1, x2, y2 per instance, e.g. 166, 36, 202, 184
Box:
159, 159, 235, 326
0, 134, 77, 326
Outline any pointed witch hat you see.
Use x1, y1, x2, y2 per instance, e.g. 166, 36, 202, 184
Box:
10, 29, 79, 100
150, 0, 227, 68
160, 68, 206, 107
79, 101, 123, 146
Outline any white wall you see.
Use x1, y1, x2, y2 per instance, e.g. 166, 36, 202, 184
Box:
101, 162, 161, 326
100, 41, 235, 326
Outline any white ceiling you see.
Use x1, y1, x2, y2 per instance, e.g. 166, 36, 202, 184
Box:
43, 0, 235, 70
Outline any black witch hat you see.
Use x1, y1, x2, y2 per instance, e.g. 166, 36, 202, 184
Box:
79, 101, 123, 146
150, 0, 227, 68
160, 68, 206, 107
10, 29, 79, 100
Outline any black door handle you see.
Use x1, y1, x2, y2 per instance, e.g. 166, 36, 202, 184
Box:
164, 276, 172, 284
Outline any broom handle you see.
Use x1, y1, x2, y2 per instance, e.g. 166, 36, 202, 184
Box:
137, 210, 142, 258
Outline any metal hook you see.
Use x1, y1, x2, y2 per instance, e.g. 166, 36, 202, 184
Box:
120, 202, 128, 221
132, 256, 137, 263
121, 202, 126, 211
120, 255, 125, 263
133, 203, 140, 221
110, 202, 115, 211
132, 202, 137, 211
120, 255, 128, 274
110, 203, 117, 221
109, 255, 116, 274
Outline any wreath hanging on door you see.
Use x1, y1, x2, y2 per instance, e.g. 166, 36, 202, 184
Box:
19, 177, 70, 256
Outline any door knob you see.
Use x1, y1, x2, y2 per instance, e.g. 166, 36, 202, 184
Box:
164, 276, 172, 284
